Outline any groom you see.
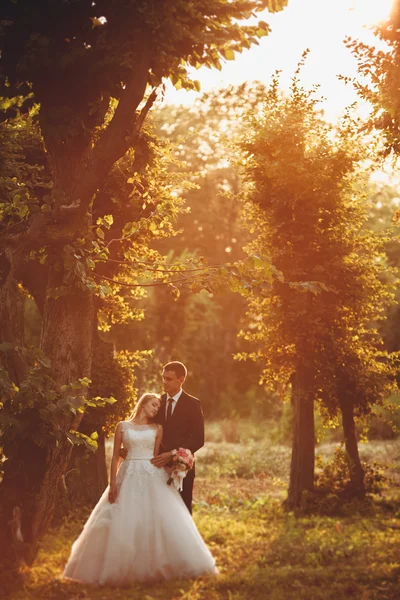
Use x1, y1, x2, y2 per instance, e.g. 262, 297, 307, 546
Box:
151, 361, 204, 513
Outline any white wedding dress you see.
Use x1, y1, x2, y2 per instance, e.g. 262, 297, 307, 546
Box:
62, 422, 218, 586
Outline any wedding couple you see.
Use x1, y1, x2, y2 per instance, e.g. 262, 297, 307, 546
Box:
62, 361, 218, 586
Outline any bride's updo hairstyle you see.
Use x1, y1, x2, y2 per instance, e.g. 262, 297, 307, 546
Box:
129, 392, 161, 421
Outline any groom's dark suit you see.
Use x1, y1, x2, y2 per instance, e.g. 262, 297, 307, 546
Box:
156, 390, 204, 513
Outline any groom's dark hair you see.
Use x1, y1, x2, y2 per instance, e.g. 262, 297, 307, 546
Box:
163, 361, 187, 379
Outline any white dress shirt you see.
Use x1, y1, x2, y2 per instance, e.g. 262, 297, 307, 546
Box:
165, 388, 183, 419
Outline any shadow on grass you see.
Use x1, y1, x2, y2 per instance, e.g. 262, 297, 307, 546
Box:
3, 437, 400, 600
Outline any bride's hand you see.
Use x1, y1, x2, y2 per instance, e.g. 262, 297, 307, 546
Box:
151, 451, 173, 468
108, 483, 117, 504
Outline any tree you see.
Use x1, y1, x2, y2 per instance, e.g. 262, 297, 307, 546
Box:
235, 69, 397, 507
0, 0, 288, 569
117, 84, 273, 418
346, 0, 400, 160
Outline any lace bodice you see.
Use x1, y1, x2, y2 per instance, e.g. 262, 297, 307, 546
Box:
121, 422, 157, 459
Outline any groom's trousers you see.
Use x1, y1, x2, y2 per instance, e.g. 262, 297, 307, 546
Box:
181, 468, 195, 514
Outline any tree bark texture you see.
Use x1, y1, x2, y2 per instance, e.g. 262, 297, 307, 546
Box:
31, 270, 95, 535
340, 400, 365, 499
287, 365, 315, 508
65, 325, 123, 508
0, 268, 94, 570
0, 252, 28, 384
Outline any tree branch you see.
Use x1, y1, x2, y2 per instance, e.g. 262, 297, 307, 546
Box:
94, 272, 216, 289
135, 87, 159, 133
96, 256, 220, 274
70, 47, 153, 215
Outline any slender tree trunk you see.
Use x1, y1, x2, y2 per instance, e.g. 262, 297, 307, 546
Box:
66, 426, 108, 509
81, 427, 108, 503
287, 365, 315, 508
340, 400, 365, 498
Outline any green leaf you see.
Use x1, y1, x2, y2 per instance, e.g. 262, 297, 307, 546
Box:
122, 222, 134, 236
224, 49, 235, 61
67, 430, 98, 452
193, 80, 201, 92
85, 438, 98, 452
96, 227, 105, 239
149, 222, 160, 235
38, 355, 51, 369
229, 266, 241, 277
105, 396, 117, 405
70, 381, 83, 390
102, 285, 113, 296
66, 395, 86, 410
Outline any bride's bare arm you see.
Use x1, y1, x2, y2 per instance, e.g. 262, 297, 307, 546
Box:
154, 424, 163, 457
152, 425, 173, 470
109, 422, 123, 503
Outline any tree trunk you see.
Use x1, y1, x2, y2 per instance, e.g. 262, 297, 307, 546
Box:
0, 52, 153, 577
0, 255, 28, 383
65, 426, 108, 510
0, 265, 95, 570
80, 427, 108, 503
287, 365, 315, 508
63, 317, 115, 508
340, 401, 365, 499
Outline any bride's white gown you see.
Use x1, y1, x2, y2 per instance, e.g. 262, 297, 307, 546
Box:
62, 422, 217, 585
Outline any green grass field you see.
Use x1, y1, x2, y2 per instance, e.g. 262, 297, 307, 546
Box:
5, 422, 400, 600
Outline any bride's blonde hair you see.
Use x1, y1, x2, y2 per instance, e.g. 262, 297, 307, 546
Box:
129, 392, 161, 421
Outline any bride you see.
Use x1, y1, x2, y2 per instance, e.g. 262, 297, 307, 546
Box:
62, 392, 218, 586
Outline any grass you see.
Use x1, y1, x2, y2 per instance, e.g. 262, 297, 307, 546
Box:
4, 424, 400, 600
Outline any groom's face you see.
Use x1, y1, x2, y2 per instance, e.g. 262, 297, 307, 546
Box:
163, 369, 185, 396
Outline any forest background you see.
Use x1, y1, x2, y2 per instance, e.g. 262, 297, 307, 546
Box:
0, 0, 400, 599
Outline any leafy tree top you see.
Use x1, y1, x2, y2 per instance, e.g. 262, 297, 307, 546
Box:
0, 0, 287, 120
0, 0, 288, 281
234, 67, 398, 416
346, 0, 400, 159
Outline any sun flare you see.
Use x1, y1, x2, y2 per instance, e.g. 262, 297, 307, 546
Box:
165, 0, 397, 120
350, 0, 394, 25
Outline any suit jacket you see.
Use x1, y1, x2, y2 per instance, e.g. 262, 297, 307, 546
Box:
156, 390, 204, 457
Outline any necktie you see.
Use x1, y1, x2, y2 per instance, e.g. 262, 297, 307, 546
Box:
166, 398, 173, 421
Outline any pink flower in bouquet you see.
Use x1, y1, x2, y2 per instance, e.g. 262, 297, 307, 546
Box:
167, 448, 194, 490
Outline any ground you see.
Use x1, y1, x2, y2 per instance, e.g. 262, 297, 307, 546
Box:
4, 422, 400, 600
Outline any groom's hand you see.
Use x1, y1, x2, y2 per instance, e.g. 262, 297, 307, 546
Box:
119, 447, 128, 460
151, 451, 173, 468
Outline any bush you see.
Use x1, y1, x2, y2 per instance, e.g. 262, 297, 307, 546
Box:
294, 445, 390, 515
365, 394, 400, 440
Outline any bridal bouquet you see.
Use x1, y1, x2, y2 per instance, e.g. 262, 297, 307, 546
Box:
167, 448, 194, 491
